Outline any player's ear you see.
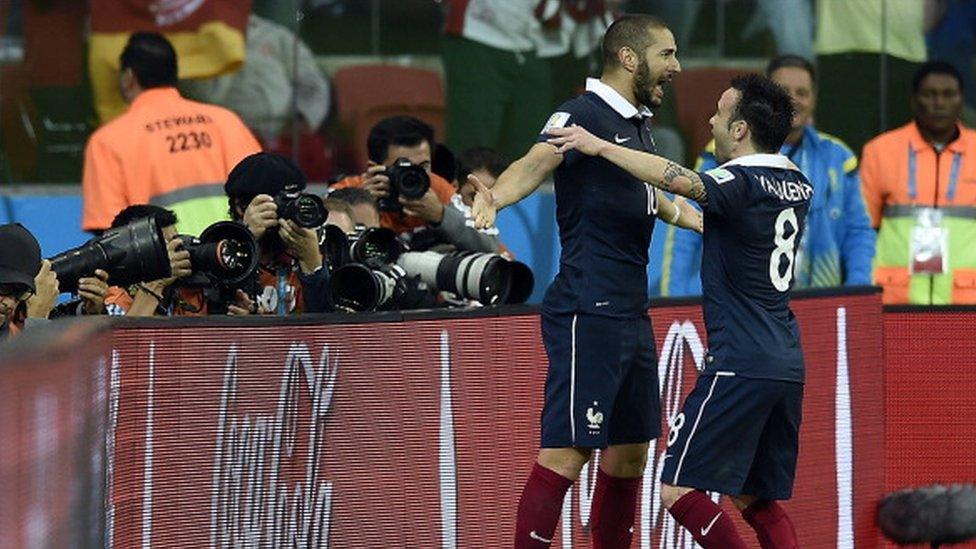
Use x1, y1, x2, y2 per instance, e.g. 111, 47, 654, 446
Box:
619, 46, 637, 73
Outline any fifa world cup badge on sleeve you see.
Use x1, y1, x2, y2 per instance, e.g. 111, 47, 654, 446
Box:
541, 112, 570, 134
706, 168, 735, 184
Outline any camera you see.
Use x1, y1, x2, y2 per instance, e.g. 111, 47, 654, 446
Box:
178, 221, 259, 287
174, 221, 260, 315
377, 157, 431, 212
397, 251, 534, 306
330, 263, 408, 312
49, 216, 171, 294
274, 183, 328, 228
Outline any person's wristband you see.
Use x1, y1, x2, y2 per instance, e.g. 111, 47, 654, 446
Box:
669, 205, 682, 225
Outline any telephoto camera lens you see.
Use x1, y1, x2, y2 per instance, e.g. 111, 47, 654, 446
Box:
330, 263, 407, 312
395, 251, 511, 305
179, 221, 259, 286
49, 216, 170, 294
349, 227, 405, 268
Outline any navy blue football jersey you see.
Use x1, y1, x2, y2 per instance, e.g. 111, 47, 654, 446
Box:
538, 82, 660, 318
697, 154, 813, 382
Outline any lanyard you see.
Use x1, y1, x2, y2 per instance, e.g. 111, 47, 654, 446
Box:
907, 145, 962, 203
276, 265, 288, 316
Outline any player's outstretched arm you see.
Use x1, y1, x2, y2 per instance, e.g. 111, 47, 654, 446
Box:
472, 143, 562, 229
656, 191, 703, 233
547, 125, 708, 205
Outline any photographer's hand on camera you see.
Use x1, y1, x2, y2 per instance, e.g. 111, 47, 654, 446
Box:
279, 218, 324, 274
243, 194, 279, 239
78, 269, 109, 315
400, 188, 445, 224
27, 260, 59, 319
167, 237, 193, 280
469, 174, 498, 229
361, 165, 392, 199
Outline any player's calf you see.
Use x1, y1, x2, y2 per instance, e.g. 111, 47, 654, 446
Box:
738, 497, 799, 549
515, 449, 591, 548
662, 484, 749, 549
590, 444, 648, 549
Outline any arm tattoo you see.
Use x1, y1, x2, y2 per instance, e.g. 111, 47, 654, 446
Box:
662, 162, 708, 205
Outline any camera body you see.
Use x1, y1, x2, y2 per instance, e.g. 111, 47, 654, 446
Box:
377, 157, 431, 212
273, 183, 328, 228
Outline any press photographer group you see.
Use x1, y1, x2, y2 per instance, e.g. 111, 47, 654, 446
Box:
1, 148, 532, 325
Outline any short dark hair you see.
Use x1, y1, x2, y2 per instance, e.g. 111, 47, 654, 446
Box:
729, 74, 795, 153
601, 14, 668, 68
765, 54, 816, 87
912, 60, 964, 93
119, 32, 178, 89
110, 204, 178, 229
457, 147, 508, 183
328, 186, 377, 207
366, 116, 435, 164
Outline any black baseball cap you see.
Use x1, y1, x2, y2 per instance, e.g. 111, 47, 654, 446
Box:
0, 223, 41, 292
224, 152, 307, 198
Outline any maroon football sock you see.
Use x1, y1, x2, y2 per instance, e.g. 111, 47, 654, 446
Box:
667, 490, 749, 549
742, 499, 799, 549
514, 463, 574, 548
590, 468, 641, 549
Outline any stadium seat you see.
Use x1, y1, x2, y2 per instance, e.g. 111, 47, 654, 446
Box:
671, 67, 754, 163
332, 64, 445, 171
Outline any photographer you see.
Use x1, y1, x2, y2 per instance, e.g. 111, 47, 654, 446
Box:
103, 205, 216, 317
228, 152, 332, 314
331, 116, 458, 235
0, 224, 56, 340
327, 187, 381, 229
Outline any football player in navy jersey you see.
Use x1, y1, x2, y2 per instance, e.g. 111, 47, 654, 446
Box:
470, 14, 702, 549
548, 74, 809, 549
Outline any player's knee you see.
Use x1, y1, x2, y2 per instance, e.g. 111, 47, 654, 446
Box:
600, 444, 648, 478
538, 447, 592, 481
730, 494, 759, 511
660, 483, 692, 509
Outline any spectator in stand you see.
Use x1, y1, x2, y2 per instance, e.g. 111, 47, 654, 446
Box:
180, 14, 334, 181
0, 224, 57, 340
667, 55, 876, 296
228, 152, 332, 314
814, 0, 927, 153
861, 61, 976, 305
441, 0, 559, 161
82, 32, 261, 237
327, 187, 381, 229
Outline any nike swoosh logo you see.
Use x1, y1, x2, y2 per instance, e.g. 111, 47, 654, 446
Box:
614, 134, 631, 144
701, 512, 722, 536
529, 531, 553, 544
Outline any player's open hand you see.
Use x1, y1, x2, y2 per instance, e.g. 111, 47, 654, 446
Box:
546, 124, 607, 156
469, 174, 497, 229
676, 198, 704, 234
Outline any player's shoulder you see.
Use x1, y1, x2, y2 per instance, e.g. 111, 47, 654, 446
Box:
541, 95, 599, 135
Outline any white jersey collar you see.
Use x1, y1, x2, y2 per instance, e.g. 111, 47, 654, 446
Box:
585, 78, 653, 120
722, 153, 793, 170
